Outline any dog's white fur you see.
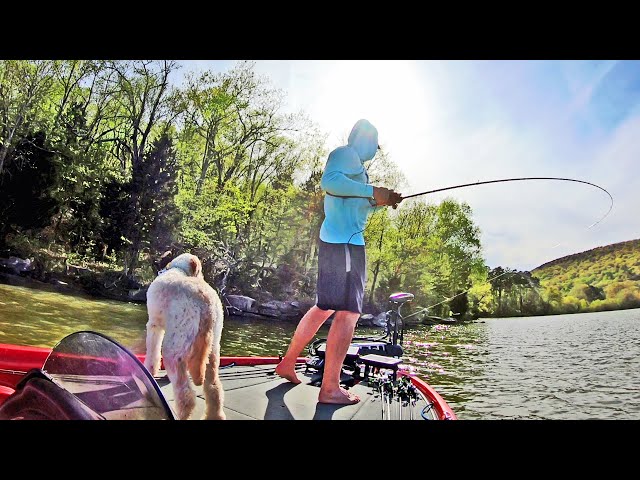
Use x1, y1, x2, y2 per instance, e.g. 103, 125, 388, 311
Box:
144, 253, 225, 420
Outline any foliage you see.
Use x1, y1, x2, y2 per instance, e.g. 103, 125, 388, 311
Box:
0, 131, 60, 241
532, 239, 640, 313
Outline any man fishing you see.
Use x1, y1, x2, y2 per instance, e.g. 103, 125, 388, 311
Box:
275, 118, 402, 404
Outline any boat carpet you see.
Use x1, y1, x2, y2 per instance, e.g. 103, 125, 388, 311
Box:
156, 363, 433, 420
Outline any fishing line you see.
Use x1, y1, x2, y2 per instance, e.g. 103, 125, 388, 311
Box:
414, 177, 614, 311
338, 176, 614, 311
424, 271, 507, 312
349, 177, 612, 243
404, 176, 614, 247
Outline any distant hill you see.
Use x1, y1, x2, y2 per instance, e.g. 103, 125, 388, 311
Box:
531, 239, 640, 311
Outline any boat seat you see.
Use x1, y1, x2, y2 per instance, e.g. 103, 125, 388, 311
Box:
360, 354, 403, 382
388, 292, 414, 305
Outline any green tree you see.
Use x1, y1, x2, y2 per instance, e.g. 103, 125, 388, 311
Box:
103, 60, 180, 274
0, 61, 56, 174
0, 131, 60, 243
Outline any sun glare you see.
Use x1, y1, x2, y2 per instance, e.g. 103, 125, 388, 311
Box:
313, 61, 434, 152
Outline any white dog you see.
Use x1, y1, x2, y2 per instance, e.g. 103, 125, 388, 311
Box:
144, 253, 225, 420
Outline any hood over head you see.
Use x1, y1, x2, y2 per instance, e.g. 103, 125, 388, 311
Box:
347, 119, 378, 162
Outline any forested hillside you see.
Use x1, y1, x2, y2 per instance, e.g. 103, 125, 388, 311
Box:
531, 239, 640, 312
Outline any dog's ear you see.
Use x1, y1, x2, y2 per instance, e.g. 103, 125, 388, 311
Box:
190, 257, 202, 277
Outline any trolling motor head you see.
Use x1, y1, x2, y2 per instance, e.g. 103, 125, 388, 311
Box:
389, 292, 414, 306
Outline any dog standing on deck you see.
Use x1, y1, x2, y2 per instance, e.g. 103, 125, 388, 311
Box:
144, 253, 225, 420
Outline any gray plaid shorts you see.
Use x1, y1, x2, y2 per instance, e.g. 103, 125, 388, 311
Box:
316, 240, 366, 314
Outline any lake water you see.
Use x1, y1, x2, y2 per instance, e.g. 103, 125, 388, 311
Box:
1, 282, 638, 419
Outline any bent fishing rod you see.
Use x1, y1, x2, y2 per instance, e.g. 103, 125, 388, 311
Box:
411, 177, 612, 310
360, 175, 614, 311
347, 175, 613, 243
401, 176, 613, 215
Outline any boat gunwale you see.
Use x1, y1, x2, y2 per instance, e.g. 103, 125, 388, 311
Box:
0, 342, 456, 420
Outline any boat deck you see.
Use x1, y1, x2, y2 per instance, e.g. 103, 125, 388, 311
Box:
156, 363, 434, 420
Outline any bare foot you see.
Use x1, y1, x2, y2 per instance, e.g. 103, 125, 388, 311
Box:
340, 387, 360, 402
318, 388, 361, 405
274, 363, 301, 384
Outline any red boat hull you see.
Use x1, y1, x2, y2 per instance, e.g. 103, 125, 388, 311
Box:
0, 342, 457, 420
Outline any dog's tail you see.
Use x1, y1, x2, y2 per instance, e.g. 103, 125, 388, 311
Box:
187, 306, 214, 386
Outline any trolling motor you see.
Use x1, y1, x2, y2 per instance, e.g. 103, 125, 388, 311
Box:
385, 292, 415, 352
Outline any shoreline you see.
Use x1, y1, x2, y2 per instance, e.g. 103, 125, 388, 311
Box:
0, 271, 142, 304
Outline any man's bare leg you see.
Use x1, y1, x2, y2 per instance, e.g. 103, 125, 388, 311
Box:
275, 305, 334, 384
318, 310, 361, 404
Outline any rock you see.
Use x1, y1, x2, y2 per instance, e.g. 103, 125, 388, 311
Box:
373, 312, 388, 327
0, 256, 34, 275
357, 313, 375, 326
257, 300, 300, 318
128, 288, 148, 301
226, 295, 256, 312
224, 296, 305, 321
0, 272, 82, 296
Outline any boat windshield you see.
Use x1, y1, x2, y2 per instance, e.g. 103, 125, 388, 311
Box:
42, 331, 174, 420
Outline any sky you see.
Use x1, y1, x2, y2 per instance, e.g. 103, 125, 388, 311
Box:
172, 60, 640, 271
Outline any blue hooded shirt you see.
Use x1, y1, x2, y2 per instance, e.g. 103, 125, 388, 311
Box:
319, 119, 379, 245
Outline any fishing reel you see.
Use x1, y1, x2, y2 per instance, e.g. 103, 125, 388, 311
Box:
369, 371, 423, 420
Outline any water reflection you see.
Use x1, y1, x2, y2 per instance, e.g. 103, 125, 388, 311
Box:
0, 283, 148, 351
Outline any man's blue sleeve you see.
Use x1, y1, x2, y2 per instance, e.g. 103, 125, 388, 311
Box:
320, 147, 374, 198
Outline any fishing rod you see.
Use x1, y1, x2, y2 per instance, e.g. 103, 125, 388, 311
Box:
368, 176, 615, 311
347, 176, 613, 244
422, 177, 613, 311
402, 176, 613, 209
